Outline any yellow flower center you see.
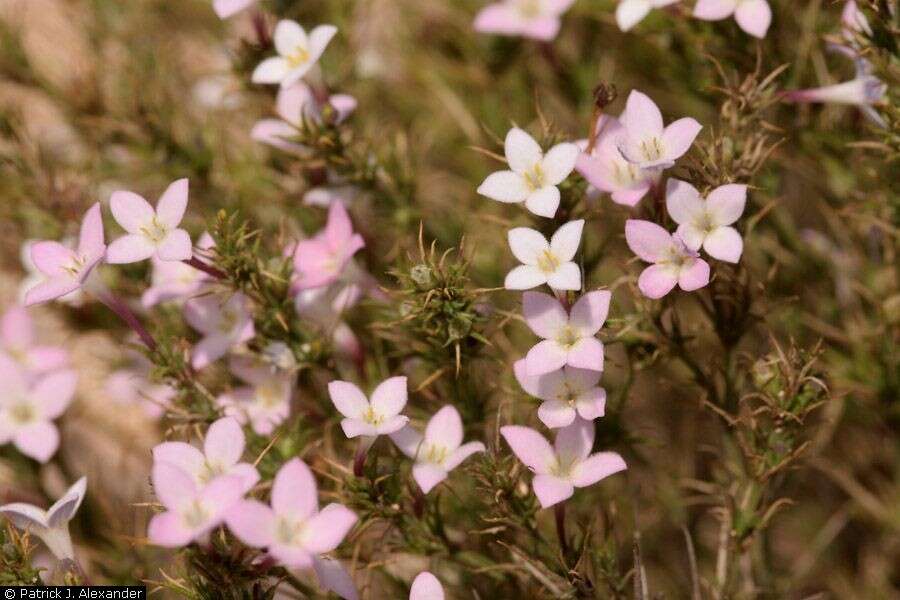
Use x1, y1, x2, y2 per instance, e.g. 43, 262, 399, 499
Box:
523, 163, 546, 191
9, 402, 35, 425
536, 249, 560, 273
639, 137, 664, 162
362, 406, 384, 426
256, 380, 285, 408
182, 500, 210, 529
139, 216, 169, 244
556, 326, 580, 349
287, 46, 310, 69
518, 0, 541, 18
423, 444, 449, 465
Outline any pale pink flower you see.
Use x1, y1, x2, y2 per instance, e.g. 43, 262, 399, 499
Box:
522, 290, 609, 376
576, 115, 657, 207
19, 239, 84, 306
142, 232, 215, 308
328, 377, 409, 439
514, 360, 606, 428
153, 417, 260, 493
477, 127, 579, 218
625, 220, 710, 299
0, 356, 76, 463
107, 179, 193, 264
312, 557, 359, 600
783, 58, 887, 128
147, 463, 245, 548
616, 0, 680, 31
253, 83, 357, 154
105, 368, 174, 419
213, 0, 255, 19
473, 0, 576, 41
252, 21, 338, 88
693, 0, 772, 38
500, 419, 626, 508
184, 293, 255, 369
218, 357, 292, 435
665, 179, 747, 263
390, 406, 485, 494
0, 305, 68, 375
292, 202, 365, 291
24, 203, 106, 307
226, 458, 358, 569
505, 220, 583, 290
841, 0, 871, 41
410, 571, 444, 600
294, 286, 364, 363
616, 91, 702, 170
0, 477, 86, 560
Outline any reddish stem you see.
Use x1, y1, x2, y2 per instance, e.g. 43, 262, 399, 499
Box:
555, 502, 569, 559
96, 292, 157, 352
183, 256, 227, 280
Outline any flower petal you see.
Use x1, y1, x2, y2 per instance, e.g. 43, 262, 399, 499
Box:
148, 511, 194, 548
156, 179, 189, 229
24, 278, 80, 307
532, 474, 574, 508
522, 291, 568, 338
677, 258, 711, 291
526, 340, 569, 376
313, 557, 359, 600
504, 265, 547, 290
524, 186, 560, 218
30, 242, 74, 277
252, 57, 290, 84
272, 458, 318, 519
616, 0, 652, 31
328, 381, 369, 419
554, 417, 594, 462
549, 220, 584, 261
106, 234, 156, 264
541, 143, 580, 185
660, 118, 702, 162
424, 405, 463, 451
538, 400, 577, 428
225, 500, 275, 547
513, 358, 565, 400
625, 219, 674, 263
734, 0, 771, 38
546, 262, 581, 291
567, 337, 605, 372
158, 229, 193, 262
703, 227, 743, 263
706, 184, 747, 226
570, 290, 611, 336
14, 421, 59, 463
370, 376, 407, 417
301, 503, 357, 553
508, 227, 549, 265
620, 90, 664, 140
638, 264, 679, 298
575, 387, 607, 420
693, 0, 737, 20
213, 0, 255, 18
505, 128, 543, 173
110, 191, 154, 234
409, 571, 445, 600
204, 417, 245, 466
477, 171, 530, 203
572, 452, 627, 487
78, 202, 106, 256
152, 462, 196, 510
389, 425, 424, 459
500, 425, 554, 473
274, 20, 308, 56
665, 179, 704, 224
153, 442, 205, 479
412, 463, 448, 494
31, 369, 77, 419
307, 24, 338, 62
443, 441, 485, 471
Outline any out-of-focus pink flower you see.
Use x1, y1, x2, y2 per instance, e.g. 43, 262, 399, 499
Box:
477, 127, 579, 218
473, 0, 576, 41
616, 0, 680, 31
841, 0, 871, 41
184, 293, 255, 369
218, 357, 292, 435
616, 91, 702, 170
147, 463, 245, 548
153, 417, 260, 493
0, 306, 68, 375
625, 220, 710, 299
252, 21, 338, 88
0, 477, 86, 560
213, 0, 255, 19
410, 571, 444, 600
311, 557, 359, 600
0, 356, 76, 463
389, 406, 485, 494
521, 290, 610, 376
693, 0, 772, 38
292, 202, 365, 291
24, 203, 106, 307
501, 419, 626, 508
106, 369, 174, 420
576, 115, 657, 207
506, 220, 583, 291
782, 59, 887, 128
328, 377, 409, 439
107, 179, 192, 264
253, 83, 357, 154
514, 360, 606, 428
665, 179, 747, 263
226, 458, 357, 569
142, 233, 215, 308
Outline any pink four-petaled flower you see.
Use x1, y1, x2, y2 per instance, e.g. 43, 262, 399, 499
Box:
522, 290, 610, 376
328, 376, 409, 439
218, 357, 292, 435
292, 202, 365, 291
184, 293, 256, 370
474, 0, 576, 41
226, 458, 358, 569
390, 406, 485, 494
24, 203, 106, 307
252, 83, 357, 154
0, 306, 68, 375
693, 0, 772, 39
514, 360, 606, 428
625, 220, 711, 299
665, 179, 747, 263
616, 91, 702, 170
107, 179, 193, 264
501, 418, 626, 508
576, 115, 657, 207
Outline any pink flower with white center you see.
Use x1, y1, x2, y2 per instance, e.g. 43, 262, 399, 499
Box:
152, 417, 260, 493
693, 0, 772, 38
783, 58, 887, 128
107, 178, 193, 264
473, 0, 575, 41
147, 463, 245, 548
218, 357, 292, 435
24, 203, 106, 307
0, 306, 68, 375
226, 458, 358, 569
514, 360, 606, 428
252, 21, 338, 88
500, 419, 626, 508
0, 356, 76, 463
522, 290, 610, 376
184, 293, 255, 370
505, 220, 583, 291
625, 219, 711, 299
141, 232, 215, 308
410, 571, 444, 600
616, 90, 702, 170
253, 83, 357, 154
477, 128, 579, 218
213, 0, 255, 19
576, 115, 657, 207
292, 202, 365, 291
615, 0, 680, 31
665, 179, 747, 263
0, 477, 86, 561
328, 377, 409, 439
389, 406, 486, 494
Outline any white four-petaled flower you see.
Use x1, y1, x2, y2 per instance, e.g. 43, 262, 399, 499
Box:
505, 220, 584, 291
252, 20, 338, 88
107, 179, 193, 264
665, 179, 747, 263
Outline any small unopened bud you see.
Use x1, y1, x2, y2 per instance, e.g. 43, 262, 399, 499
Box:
593, 83, 618, 111
410, 264, 433, 288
